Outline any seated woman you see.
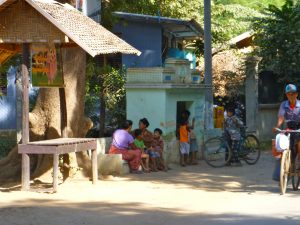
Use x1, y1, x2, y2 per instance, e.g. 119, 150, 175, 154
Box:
139, 118, 160, 172
109, 120, 142, 174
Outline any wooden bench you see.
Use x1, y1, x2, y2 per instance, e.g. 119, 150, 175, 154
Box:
18, 138, 98, 192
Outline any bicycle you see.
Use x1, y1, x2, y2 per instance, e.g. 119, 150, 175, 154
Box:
274, 128, 300, 194
203, 127, 260, 168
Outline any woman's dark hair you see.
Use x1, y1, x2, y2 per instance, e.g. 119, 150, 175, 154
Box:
134, 129, 142, 137
154, 128, 163, 135
139, 118, 150, 127
121, 120, 133, 129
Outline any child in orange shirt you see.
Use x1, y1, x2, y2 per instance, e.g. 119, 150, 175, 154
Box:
178, 110, 195, 166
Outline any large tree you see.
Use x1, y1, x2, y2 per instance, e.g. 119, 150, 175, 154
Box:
0, 1, 92, 183
102, 0, 261, 46
253, 0, 300, 84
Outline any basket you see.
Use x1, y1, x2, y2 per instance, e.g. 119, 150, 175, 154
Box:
272, 139, 282, 158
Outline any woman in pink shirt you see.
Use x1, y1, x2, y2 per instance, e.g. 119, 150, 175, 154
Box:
109, 120, 142, 173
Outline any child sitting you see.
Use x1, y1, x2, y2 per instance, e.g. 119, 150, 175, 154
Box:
151, 128, 167, 171
224, 107, 244, 166
133, 129, 150, 172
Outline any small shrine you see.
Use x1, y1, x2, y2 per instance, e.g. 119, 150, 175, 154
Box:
126, 58, 208, 162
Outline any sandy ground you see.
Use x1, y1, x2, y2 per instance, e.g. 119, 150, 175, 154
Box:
1, 151, 300, 225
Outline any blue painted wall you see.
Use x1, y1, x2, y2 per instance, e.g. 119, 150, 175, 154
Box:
0, 67, 17, 129
113, 21, 162, 68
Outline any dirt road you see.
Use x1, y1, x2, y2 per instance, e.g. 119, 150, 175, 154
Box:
1, 151, 300, 225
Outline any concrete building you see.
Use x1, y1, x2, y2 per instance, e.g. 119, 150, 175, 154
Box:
112, 12, 202, 68
126, 58, 208, 162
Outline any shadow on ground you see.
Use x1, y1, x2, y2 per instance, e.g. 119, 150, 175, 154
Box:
1, 199, 300, 225
1, 152, 299, 195
124, 152, 299, 195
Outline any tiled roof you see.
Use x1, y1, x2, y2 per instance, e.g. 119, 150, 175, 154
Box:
0, 0, 141, 57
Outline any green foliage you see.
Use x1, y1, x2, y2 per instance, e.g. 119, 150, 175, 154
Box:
252, 0, 300, 83
0, 139, 16, 159
102, 0, 261, 48
211, 4, 262, 44
85, 57, 126, 128
214, 0, 285, 11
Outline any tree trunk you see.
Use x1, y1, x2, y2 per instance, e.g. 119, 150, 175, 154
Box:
0, 47, 93, 183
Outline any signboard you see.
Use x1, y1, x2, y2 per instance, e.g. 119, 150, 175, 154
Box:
31, 44, 64, 87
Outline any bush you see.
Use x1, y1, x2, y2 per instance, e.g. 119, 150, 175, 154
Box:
0, 138, 16, 158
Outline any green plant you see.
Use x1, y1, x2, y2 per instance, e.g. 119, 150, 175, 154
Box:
0, 139, 16, 158
85, 56, 126, 136
253, 0, 300, 84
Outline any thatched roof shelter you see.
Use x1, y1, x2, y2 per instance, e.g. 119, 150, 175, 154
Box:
0, 0, 141, 64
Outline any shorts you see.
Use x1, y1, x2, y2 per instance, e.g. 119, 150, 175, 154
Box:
180, 142, 190, 155
190, 139, 198, 152
144, 149, 160, 158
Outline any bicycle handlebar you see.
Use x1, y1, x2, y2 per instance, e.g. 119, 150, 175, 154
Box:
275, 128, 300, 133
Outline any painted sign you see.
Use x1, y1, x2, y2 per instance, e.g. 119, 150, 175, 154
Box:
31, 44, 64, 87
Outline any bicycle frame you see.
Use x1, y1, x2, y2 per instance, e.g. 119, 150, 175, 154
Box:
275, 128, 300, 194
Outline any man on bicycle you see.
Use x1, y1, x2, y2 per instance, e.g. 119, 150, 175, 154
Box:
273, 84, 300, 175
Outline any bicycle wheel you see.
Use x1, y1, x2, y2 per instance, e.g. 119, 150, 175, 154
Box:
242, 134, 260, 165
292, 155, 300, 191
280, 150, 291, 195
203, 137, 231, 168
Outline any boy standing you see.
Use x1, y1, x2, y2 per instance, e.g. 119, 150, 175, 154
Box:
224, 107, 244, 166
178, 110, 195, 167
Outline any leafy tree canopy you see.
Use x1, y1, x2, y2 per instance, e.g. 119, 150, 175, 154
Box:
215, 0, 285, 11
253, 0, 300, 84
102, 0, 264, 47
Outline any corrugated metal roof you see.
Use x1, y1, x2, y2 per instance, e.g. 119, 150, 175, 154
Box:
0, 0, 141, 57
113, 11, 204, 40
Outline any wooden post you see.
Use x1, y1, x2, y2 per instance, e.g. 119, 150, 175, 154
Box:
16, 68, 23, 143
21, 43, 30, 191
92, 149, 98, 184
21, 43, 30, 143
53, 153, 59, 192
59, 87, 67, 138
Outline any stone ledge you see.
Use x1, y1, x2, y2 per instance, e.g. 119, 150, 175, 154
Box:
97, 154, 130, 176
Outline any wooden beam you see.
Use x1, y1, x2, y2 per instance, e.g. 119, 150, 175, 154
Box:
21, 43, 30, 144
21, 43, 30, 191
0, 43, 21, 52
59, 88, 67, 138
60, 42, 79, 48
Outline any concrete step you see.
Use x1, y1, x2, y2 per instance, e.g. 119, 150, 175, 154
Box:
97, 154, 130, 176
